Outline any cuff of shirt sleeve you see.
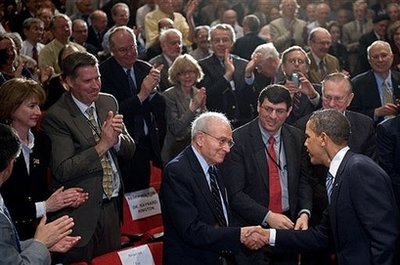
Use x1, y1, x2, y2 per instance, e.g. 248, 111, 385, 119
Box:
262, 210, 271, 227
36, 201, 46, 218
269, 228, 276, 246
298, 209, 311, 219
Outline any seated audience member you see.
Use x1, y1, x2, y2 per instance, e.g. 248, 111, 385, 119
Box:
269, 0, 307, 53
350, 40, 400, 124
42, 52, 135, 263
387, 3, 400, 27
145, 17, 174, 61
0, 78, 88, 240
144, 0, 192, 48
38, 14, 86, 75
199, 23, 255, 128
307, 27, 341, 83
21, 18, 45, 64
42, 44, 80, 110
327, 21, 349, 72
279, 45, 321, 124
36, 7, 55, 44
220, 9, 243, 39
307, 2, 331, 33
0, 35, 33, 81
86, 10, 108, 53
189, 25, 211, 61
71, 19, 98, 57
0, 123, 80, 265
232, 15, 265, 60
161, 54, 207, 165
160, 111, 267, 265
149, 28, 183, 92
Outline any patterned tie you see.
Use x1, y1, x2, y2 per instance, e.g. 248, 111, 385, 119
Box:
383, 80, 393, 104
86, 107, 114, 198
326, 172, 334, 204
267, 136, 282, 213
208, 166, 227, 227
292, 92, 302, 113
3, 206, 21, 252
32, 46, 38, 63
319, 60, 326, 78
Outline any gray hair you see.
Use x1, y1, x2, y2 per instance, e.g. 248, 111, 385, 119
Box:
251, 43, 279, 60
191, 112, 231, 140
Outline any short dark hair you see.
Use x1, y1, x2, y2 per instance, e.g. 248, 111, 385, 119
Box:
308, 109, 350, 145
61, 52, 98, 78
0, 124, 21, 172
258, 84, 292, 109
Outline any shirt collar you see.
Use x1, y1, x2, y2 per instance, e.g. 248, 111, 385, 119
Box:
328, 146, 350, 178
258, 120, 282, 146
191, 145, 212, 176
71, 93, 96, 116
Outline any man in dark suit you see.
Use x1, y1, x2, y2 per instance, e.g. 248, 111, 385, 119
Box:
87, 10, 108, 52
100, 26, 166, 192
280, 45, 321, 124
264, 109, 399, 265
221, 85, 313, 264
0, 123, 80, 265
357, 14, 390, 74
161, 112, 267, 265
42, 52, 135, 262
350, 40, 400, 124
198, 23, 256, 128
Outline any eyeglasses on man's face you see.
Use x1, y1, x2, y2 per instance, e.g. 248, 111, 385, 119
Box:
200, 130, 235, 148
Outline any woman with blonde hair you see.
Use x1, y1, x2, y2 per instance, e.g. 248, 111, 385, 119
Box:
161, 54, 207, 164
0, 78, 88, 240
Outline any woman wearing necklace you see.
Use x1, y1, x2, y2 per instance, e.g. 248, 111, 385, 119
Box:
0, 78, 88, 240
161, 54, 207, 165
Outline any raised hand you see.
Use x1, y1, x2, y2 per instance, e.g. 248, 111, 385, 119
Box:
139, 64, 164, 102
189, 87, 206, 112
34, 215, 74, 248
224, 50, 235, 80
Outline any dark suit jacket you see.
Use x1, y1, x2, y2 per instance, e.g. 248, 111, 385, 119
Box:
87, 26, 107, 51
100, 57, 166, 191
231, 32, 266, 60
0, 130, 51, 240
307, 53, 341, 84
198, 54, 256, 127
377, 115, 400, 209
349, 70, 400, 123
275, 151, 399, 265
41, 92, 135, 246
221, 118, 313, 226
0, 211, 51, 265
160, 146, 241, 265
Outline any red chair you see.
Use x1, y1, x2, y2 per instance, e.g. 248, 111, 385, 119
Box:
150, 162, 162, 192
120, 195, 164, 243
90, 242, 163, 265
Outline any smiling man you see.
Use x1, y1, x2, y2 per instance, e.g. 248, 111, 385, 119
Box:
221, 84, 312, 265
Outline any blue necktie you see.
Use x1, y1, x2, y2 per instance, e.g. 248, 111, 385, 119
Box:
3, 206, 22, 252
208, 166, 227, 227
326, 172, 334, 204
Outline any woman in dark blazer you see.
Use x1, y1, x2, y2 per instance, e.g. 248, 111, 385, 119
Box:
161, 54, 207, 165
0, 78, 87, 240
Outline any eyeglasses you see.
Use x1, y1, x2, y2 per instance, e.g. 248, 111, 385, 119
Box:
322, 95, 347, 103
286, 58, 306, 65
179, 70, 196, 76
200, 130, 235, 148
369, 53, 391, 61
115, 44, 137, 55
259, 105, 288, 115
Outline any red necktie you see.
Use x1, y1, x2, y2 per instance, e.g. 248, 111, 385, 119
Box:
267, 136, 282, 212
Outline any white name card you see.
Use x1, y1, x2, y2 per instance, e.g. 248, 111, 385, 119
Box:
118, 244, 155, 265
125, 187, 161, 220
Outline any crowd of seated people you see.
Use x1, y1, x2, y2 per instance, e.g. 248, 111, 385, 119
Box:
1, 0, 400, 264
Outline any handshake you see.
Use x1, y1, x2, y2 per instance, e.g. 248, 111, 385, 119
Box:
240, 226, 270, 250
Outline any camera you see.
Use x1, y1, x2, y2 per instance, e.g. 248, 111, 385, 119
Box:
291, 72, 300, 88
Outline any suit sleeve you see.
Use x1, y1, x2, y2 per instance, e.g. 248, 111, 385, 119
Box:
349, 158, 399, 265
161, 163, 241, 253
0, 215, 51, 265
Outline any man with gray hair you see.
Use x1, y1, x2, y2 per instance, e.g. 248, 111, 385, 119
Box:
198, 23, 255, 128
269, 0, 307, 53
350, 40, 400, 123
149, 28, 183, 92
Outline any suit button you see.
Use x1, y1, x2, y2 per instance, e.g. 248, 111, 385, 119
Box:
232, 105, 236, 109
